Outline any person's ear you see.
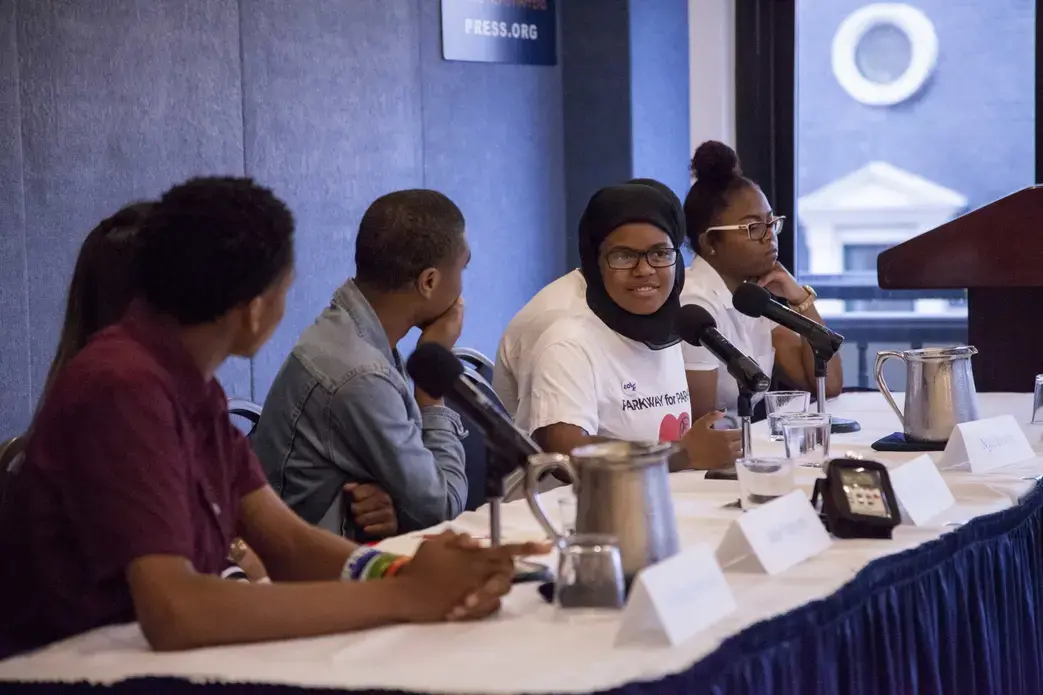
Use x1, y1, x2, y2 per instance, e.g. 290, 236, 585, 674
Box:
416, 267, 441, 300
242, 296, 265, 336
701, 231, 718, 257
224, 298, 264, 356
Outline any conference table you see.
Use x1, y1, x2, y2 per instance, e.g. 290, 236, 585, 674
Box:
3, 393, 1043, 694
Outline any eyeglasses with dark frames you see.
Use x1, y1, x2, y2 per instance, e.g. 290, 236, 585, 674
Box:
602, 246, 679, 270
705, 215, 786, 242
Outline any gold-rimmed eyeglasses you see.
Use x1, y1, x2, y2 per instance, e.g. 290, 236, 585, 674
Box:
705, 216, 786, 242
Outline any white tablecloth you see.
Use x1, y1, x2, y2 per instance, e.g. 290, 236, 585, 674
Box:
2, 393, 1042, 693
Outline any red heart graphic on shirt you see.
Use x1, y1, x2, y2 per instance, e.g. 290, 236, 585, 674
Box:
659, 412, 691, 442
678, 412, 691, 437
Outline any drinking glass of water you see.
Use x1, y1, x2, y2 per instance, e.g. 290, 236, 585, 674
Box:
736, 457, 796, 510
555, 534, 625, 611
781, 412, 832, 468
765, 391, 811, 441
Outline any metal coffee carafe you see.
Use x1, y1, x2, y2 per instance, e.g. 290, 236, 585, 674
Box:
874, 346, 981, 442
524, 441, 680, 580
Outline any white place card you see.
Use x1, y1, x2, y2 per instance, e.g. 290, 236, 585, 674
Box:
888, 454, 955, 526
616, 543, 736, 647
715, 490, 832, 575
938, 415, 1036, 473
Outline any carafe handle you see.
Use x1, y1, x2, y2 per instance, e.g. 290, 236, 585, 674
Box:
874, 350, 906, 428
524, 453, 578, 547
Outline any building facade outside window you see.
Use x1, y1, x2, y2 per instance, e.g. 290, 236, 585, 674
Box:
794, 0, 1035, 388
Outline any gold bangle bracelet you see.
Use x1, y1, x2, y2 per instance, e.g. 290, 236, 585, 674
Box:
791, 285, 817, 314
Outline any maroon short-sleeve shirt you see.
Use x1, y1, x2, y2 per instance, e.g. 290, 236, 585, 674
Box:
0, 305, 268, 657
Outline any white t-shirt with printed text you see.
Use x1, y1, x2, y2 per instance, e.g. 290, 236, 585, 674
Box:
520, 307, 692, 444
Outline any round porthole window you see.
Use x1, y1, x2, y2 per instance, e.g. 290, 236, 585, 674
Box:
831, 3, 938, 107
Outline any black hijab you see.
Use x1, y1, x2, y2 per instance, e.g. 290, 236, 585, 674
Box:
578, 180, 686, 349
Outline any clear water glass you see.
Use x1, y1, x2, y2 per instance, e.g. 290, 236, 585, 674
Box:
736, 457, 796, 510
765, 391, 811, 441
781, 412, 832, 468
555, 534, 625, 610
558, 495, 577, 536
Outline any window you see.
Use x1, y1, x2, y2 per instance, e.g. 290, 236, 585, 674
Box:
800, 0, 1035, 387
830, 3, 938, 106
855, 23, 912, 84
842, 245, 912, 312
736, 0, 1039, 389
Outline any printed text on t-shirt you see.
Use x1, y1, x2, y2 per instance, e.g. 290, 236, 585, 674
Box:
621, 390, 690, 412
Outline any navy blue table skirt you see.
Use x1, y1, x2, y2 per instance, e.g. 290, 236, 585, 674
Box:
7, 483, 1043, 695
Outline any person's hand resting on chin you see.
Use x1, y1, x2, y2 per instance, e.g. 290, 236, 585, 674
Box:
755, 262, 810, 306
418, 297, 465, 350
415, 297, 465, 409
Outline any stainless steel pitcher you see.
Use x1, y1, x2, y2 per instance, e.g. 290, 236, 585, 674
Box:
524, 441, 680, 580
874, 346, 981, 442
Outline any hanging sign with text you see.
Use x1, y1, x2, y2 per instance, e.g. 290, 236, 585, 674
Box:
441, 0, 557, 65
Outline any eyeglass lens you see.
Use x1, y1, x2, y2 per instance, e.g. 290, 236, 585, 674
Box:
605, 248, 678, 269
749, 218, 784, 241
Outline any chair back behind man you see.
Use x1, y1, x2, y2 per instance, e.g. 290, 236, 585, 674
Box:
458, 366, 512, 511
453, 347, 494, 382
228, 398, 263, 436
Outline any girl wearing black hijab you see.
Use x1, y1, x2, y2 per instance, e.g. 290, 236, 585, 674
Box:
521, 182, 741, 470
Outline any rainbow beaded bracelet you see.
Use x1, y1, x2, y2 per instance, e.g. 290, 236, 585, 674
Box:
342, 546, 409, 581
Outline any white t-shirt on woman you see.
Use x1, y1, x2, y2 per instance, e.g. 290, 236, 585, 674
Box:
680, 255, 775, 427
519, 306, 692, 444
493, 270, 587, 419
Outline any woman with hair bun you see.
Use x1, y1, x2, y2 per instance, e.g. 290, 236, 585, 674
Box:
681, 141, 843, 424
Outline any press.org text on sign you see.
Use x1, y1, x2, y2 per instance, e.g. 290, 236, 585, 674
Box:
464, 18, 539, 40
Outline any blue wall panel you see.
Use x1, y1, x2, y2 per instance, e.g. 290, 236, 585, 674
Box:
560, 0, 691, 269
417, 0, 566, 358
240, 0, 425, 397
0, 0, 29, 437
629, 0, 690, 205
561, 0, 633, 270
15, 0, 250, 403
0, 0, 606, 435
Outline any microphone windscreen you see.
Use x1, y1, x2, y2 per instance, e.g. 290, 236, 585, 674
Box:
674, 304, 717, 345
406, 342, 463, 399
732, 282, 772, 318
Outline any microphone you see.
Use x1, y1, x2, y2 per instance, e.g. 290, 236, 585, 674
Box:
732, 283, 844, 357
406, 342, 540, 474
407, 343, 551, 572
675, 304, 770, 394
732, 283, 861, 435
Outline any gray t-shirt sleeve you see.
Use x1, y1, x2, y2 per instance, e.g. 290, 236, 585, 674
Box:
329, 371, 468, 530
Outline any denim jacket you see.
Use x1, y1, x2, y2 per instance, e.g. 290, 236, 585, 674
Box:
252, 280, 468, 537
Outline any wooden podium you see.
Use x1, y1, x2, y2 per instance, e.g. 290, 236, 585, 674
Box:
878, 186, 1043, 392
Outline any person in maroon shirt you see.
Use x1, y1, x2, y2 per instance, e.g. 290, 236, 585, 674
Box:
0, 177, 545, 658
30, 199, 397, 583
